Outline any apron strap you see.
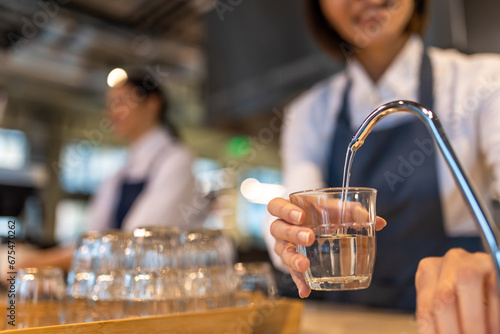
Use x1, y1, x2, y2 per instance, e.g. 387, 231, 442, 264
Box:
112, 134, 172, 229
419, 48, 434, 110
336, 80, 352, 128
338, 48, 434, 129
322, 47, 456, 310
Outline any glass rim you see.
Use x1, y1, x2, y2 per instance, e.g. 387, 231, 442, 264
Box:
133, 226, 181, 239
78, 230, 101, 240
100, 229, 132, 239
182, 228, 223, 241
234, 261, 273, 273
18, 266, 64, 276
289, 187, 377, 197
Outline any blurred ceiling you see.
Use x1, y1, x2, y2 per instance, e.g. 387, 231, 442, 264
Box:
1, 0, 500, 126
0, 0, 210, 116
67, 0, 211, 45
0, 0, 282, 169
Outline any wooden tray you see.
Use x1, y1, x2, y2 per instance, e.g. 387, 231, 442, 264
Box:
0, 298, 303, 334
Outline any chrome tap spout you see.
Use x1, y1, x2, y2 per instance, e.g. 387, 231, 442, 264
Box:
349, 100, 500, 295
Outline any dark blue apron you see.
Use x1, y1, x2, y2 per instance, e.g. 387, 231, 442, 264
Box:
113, 180, 147, 229
112, 144, 168, 230
325, 50, 483, 310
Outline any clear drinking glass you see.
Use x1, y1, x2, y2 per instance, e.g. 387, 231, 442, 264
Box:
290, 187, 377, 290
13, 267, 65, 329
233, 262, 278, 306
88, 230, 132, 321
124, 226, 182, 317
181, 229, 236, 311
65, 231, 101, 323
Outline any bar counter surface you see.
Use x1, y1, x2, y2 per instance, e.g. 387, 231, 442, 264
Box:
0, 297, 418, 333
300, 300, 417, 334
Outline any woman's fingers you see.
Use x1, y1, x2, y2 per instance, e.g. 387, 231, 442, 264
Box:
487, 268, 500, 333
290, 269, 311, 298
454, 252, 490, 334
321, 198, 386, 230
267, 196, 387, 301
339, 203, 387, 230
270, 219, 314, 246
415, 256, 440, 334
268, 198, 313, 299
268, 198, 304, 225
432, 250, 464, 334
415, 249, 499, 334
346, 202, 369, 222
273, 239, 310, 272
375, 217, 387, 231
273, 238, 312, 298
271, 197, 387, 233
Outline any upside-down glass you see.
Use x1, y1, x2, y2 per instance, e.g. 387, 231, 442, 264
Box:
13, 267, 65, 329
124, 226, 182, 317
290, 187, 377, 290
65, 231, 101, 323
88, 230, 132, 321
181, 229, 235, 311
233, 262, 278, 306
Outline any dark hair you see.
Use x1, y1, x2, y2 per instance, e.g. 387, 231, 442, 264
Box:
303, 0, 429, 61
121, 70, 180, 139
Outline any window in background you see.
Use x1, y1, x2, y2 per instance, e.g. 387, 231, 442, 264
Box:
0, 128, 29, 170
193, 157, 223, 195
55, 199, 89, 244
59, 141, 127, 194
193, 158, 236, 230
238, 167, 285, 247
0, 217, 18, 237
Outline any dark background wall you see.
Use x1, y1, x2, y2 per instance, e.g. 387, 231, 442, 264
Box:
206, 0, 500, 124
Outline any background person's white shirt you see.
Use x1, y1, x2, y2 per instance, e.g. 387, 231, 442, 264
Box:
88, 126, 206, 231
265, 35, 500, 271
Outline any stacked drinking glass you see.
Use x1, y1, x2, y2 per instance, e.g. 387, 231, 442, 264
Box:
14, 226, 278, 327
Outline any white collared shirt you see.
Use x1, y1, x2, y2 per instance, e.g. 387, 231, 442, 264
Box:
265, 35, 500, 270
88, 126, 205, 231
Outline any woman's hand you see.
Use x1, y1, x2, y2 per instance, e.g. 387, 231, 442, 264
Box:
416, 248, 500, 334
267, 197, 387, 298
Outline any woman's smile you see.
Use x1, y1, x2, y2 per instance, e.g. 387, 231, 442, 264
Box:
355, 1, 395, 26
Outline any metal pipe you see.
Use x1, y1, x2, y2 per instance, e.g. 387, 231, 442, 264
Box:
349, 100, 500, 297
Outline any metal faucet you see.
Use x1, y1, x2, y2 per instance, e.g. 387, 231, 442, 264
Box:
349, 100, 500, 295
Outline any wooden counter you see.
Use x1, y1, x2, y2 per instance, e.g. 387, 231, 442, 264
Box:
1, 299, 418, 333
299, 300, 418, 334
0, 298, 303, 333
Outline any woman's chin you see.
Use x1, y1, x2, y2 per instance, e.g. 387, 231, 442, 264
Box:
112, 129, 130, 141
351, 29, 404, 50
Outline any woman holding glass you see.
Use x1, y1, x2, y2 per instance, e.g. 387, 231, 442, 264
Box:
266, 0, 500, 321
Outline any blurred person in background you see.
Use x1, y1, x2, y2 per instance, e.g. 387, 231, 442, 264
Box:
89, 70, 203, 231
266, 0, 500, 310
12, 69, 206, 271
0, 86, 7, 121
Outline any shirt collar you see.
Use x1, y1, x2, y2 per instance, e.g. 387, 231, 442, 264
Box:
345, 35, 424, 128
378, 34, 423, 98
347, 34, 423, 94
128, 126, 172, 167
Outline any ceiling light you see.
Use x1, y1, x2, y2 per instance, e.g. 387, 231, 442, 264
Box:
107, 68, 128, 88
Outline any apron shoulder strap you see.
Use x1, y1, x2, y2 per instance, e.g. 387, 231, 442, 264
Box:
337, 78, 352, 128
419, 48, 434, 110
338, 47, 434, 126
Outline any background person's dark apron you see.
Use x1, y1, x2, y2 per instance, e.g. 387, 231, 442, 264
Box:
325, 50, 483, 310
112, 146, 167, 230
